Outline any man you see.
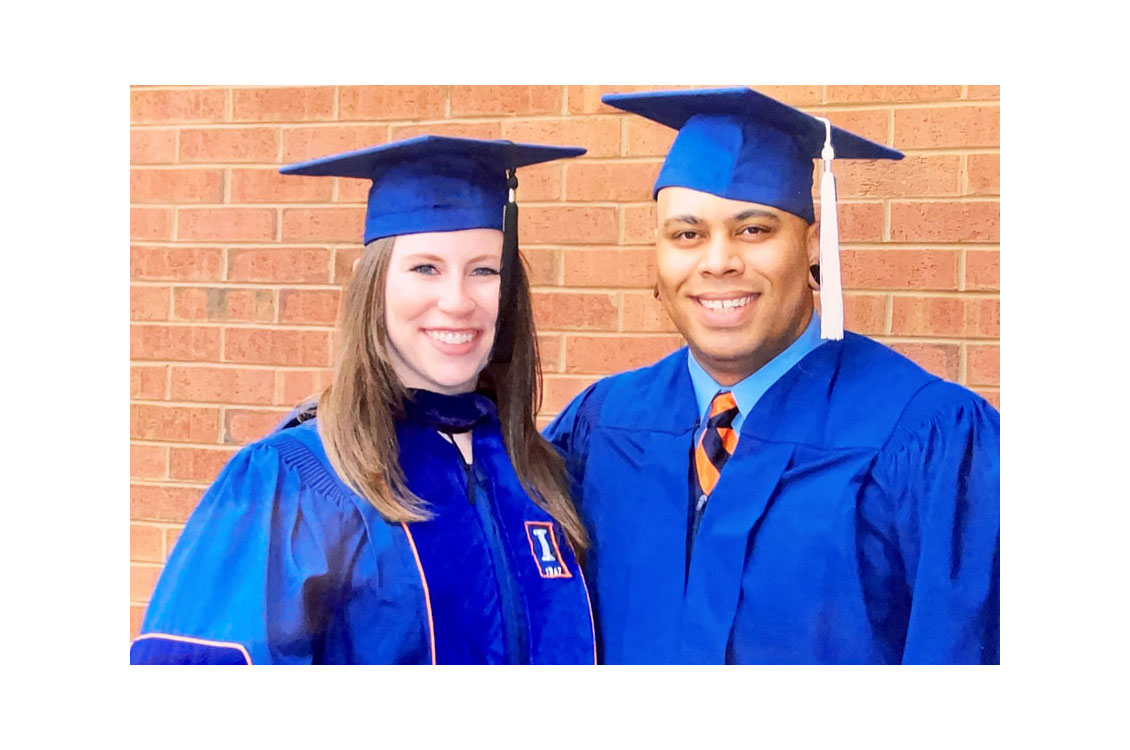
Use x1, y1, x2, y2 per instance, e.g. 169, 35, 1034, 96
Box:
545, 88, 1000, 664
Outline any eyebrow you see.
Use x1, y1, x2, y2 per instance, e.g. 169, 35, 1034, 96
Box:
662, 215, 704, 229
730, 209, 780, 223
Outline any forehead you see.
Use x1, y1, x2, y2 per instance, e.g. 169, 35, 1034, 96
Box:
657, 186, 789, 223
391, 228, 504, 258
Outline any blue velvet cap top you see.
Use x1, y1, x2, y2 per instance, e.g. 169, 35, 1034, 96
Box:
280, 136, 586, 244
602, 87, 903, 223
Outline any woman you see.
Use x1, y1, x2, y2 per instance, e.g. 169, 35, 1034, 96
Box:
130, 136, 596, 664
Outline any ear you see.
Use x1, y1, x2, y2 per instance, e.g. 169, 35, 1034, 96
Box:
806, 221, 821, 291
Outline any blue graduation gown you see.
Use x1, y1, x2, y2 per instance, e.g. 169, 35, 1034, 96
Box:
545, 333, 1000, 664
131, 392, 596, 665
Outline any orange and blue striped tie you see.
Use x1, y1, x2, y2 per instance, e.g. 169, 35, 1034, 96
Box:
694, 390, 740, 496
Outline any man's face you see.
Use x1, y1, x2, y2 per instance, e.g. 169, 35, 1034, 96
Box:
656, 186, 818, 385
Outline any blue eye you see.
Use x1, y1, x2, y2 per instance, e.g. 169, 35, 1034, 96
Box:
410, 264, 439, 275
471, 267, 501, 276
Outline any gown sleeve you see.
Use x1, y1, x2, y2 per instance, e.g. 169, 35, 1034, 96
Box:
873, 381, 1001, 664
542, 382, 603, 506
130, 437, 368, 664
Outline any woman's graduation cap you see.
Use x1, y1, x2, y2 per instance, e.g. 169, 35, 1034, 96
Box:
601, 87, 903, 340
280, 135, 586, 363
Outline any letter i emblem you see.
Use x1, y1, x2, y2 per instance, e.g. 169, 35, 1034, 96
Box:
524, 521, 572, 579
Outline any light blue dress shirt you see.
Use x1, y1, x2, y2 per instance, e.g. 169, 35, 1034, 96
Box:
687, 312, 826, 437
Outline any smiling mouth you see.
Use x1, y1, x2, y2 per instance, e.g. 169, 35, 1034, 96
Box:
424, 328, 479, 345
694, 294, 756, 311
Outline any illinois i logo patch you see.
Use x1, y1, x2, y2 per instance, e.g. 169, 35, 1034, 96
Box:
524, 521, 572, 579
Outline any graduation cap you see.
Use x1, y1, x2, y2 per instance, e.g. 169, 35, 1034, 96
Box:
280, 135, 586, 363
601, 87, 903, 340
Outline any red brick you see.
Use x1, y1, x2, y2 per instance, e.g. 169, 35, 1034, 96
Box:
130, 324, 222, 361
834, 155, 961, 199
564, 335, 683, 374
131, 365, 168, 400
225, 328, 332, 366
843, 293, 887, 335
967, 344, 1000, 386
336, 177, 371, 204
520, 206, 617, 244
624, 118, 677, 157
281, 207, 366, 242
131, 128, 177, 164
228, 247, 332, 283
891, 296, 966, 336
532, 291, 619, 331
179, 127, 279, 163
130, 484, 203, 523
841, 249, 959, 291
889, 342, 961, 381
233, 86, 335, 122
974, 388, 1001, 410
166, 527, 183, 557
972, 298, 1000, 338
279, 289, 341, 325
224, 408, 291, 444
130, 444, 167, 480
621, 292, 679, 333
390, 121, 502, 141
173, 287, 275, 323
333, 247, 363, 284
170, 446, 238, 482
501, 117, 620, 158
967, 86, 1000, 100
825, 85, 962, 104
338, 86, 447, 120
750, 85, 823, 107
565, 161, 661, 202
178, 207, 276, 242
512, 163, 561, 202
170, 366, 277, 405
131, 604, 146, 641
282, 124, 389, 162
810, 108, 890, 145
230, 168, 333, 203
565, 85, 712, 115
537, 333, 562, 374
131, 524, 164, 563
131, 88, 226, 124
131, 564, 163, 602
130, 404, 220, 442
562, 247, 654, 287
278, 370, 333, 406
542, 375, 600, 414
131, 246, 223, 282
130, 285, 170, 321
523, 247, 559, 286
131, 208, 173, 240
451, 85, 561, 116
965, 250, 1000, 291
131, 168, 224, 204
890, 201, 999, 243
622, 204, 657, 245
894, 106, 999, 149
967, 154, 1000, 196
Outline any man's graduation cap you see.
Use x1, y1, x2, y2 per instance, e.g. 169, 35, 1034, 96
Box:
280, 135, 586, 362
602, 87, 903, 340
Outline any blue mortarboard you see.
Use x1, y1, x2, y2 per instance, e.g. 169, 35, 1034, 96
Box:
280, 135, 585, 244
602, 87, 904, 340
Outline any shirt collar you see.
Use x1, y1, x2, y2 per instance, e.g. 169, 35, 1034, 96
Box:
687, 312, 826, 422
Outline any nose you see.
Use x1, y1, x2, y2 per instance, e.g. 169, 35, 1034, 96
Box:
435, 273, 476, 316
699, 233, 743, 277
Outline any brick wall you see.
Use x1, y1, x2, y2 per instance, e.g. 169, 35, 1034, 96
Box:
129, 85, 1000, 639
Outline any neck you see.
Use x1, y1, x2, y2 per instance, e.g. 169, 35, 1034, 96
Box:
693, 307, 813, 386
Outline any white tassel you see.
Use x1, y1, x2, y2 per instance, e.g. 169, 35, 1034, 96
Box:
816, 117, 843, 340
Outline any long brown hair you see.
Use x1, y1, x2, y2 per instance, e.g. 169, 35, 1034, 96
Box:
317, 236, 588, 551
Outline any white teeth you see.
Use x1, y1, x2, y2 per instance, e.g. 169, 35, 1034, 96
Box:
700, 296, 752, 311
428, 330, 475, 345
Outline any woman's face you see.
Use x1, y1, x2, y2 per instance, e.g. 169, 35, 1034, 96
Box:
384, 228, 504, 395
